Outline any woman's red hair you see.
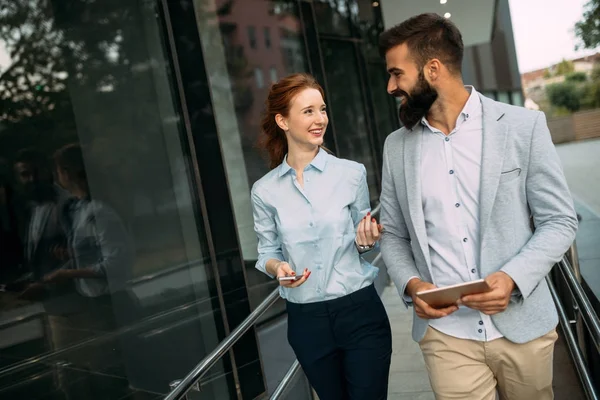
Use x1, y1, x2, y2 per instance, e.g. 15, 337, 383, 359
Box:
258, 73, 326, 169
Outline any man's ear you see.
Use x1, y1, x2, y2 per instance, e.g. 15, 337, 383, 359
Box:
275, 114, 288, 132
426, 59, 441, 82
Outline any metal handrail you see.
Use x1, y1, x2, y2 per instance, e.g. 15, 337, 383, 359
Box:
548, 276, 599, 400
556, 257, 600, 354
165, 288, 281, 400
167, 203, 383, 399
0, 293, 217, 378
371, 202, 381, 216
270, 360, 302, 400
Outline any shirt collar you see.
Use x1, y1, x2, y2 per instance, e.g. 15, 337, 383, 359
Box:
420, 85, 481, 130
278, 147, 328, 177
461, 85, 480, 119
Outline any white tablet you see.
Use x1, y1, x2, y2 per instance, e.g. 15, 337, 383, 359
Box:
416, 279, 491, 308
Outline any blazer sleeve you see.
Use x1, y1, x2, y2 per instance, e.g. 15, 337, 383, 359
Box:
500, 111, 578, 299
380, 135, 421, 307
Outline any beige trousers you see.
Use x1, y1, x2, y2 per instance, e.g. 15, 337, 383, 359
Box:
419, 326, 558, 400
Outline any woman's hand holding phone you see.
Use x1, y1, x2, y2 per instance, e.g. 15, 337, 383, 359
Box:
275, 261, 310, 288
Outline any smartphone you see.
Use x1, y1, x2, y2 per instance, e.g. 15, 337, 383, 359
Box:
278, 276, 300, 282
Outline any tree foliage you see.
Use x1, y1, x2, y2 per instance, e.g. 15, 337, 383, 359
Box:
555, 59, 575, 76
575, 0, 600, 50
566, 72, 588, 83
546, 82, 582, 112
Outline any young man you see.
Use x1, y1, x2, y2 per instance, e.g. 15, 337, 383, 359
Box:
378, 13, 578, 400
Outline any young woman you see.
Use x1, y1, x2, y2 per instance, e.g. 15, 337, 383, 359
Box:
251, 73, 392, 400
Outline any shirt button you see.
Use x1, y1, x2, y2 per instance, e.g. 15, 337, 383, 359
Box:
455, 203, 460, 208
309, 222, 313, 227
449, 170, 454, 175
479, 321, 484, 325
463, 238, 468, 242
466, 113, 470, 119
471, 269, 476, 273
445, 137, 450, 142
478, 329, 483, 333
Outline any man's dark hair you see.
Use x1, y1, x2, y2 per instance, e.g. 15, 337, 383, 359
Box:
379, 13, 464, 74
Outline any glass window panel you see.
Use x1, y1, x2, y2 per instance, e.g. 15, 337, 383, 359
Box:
0, 1, 232, 398
320, 40, 379, 204
512, 90, 524, 106
264, 27, 272, 49
248, 26, 257, 48
195, 0, 308, 308
367, 61, 397, 152
352, 0, 378, 27
314, 0, 352, 36
497, 91, 510, 104
482, 91, 497, 100
270, 66, 278, 83
255, 67, 265, 88
193, 0, 314, 395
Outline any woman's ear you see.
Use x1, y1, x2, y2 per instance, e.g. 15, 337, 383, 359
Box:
275, 114, 288, 132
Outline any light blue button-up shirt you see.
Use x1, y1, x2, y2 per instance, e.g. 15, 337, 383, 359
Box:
251, 148, 378, 304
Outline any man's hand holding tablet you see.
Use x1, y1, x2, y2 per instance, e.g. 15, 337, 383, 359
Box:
417, 279, 492, 309
406, 278, 493, 319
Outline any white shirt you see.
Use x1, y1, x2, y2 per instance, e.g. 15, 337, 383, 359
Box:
420, 87, 503, 341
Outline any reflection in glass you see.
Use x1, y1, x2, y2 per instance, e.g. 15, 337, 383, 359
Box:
255, 68, 265, 89
0, 1, 231, 398
320, 40, 379, 204
248, 26, 257, 49
194, 2, 314, 397
264, 27, 272, 49
196, 0, 308, 271
314, 0, 352, 36
367, 61, 397, 151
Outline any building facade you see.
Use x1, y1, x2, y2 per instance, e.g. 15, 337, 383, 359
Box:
0, 1, 521, 399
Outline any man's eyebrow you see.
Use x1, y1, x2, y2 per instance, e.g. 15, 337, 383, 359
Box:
387, 67, 403, 74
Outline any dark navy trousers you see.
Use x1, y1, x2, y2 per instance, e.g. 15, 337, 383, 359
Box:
286, 284, 392, 400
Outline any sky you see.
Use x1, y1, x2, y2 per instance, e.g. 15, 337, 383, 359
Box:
508, 0, 598, 73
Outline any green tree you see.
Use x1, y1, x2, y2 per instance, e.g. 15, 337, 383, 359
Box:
546, 82, 582, 112
575, 0, 600, 49
555, 59, 575, 76
566, 72, 588, 82
582, 80, 600, 108
591, 65, 600, 81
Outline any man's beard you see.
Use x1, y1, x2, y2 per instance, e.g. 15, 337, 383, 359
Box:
394, 70, 438, 129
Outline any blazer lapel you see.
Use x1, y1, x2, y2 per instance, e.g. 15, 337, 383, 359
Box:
404, 129, 432, 272
479, 96, 508, 242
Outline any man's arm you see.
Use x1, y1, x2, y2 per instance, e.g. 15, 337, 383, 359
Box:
379, 136, 421, 307
500, 111, 578, 299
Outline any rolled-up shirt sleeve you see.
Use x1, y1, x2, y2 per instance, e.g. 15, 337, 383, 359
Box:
350, 165, 370, 227
251, 187, 284, 278
349, 164, 379, 254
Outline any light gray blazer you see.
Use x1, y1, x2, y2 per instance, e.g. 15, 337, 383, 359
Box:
380, 94, 578, 344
